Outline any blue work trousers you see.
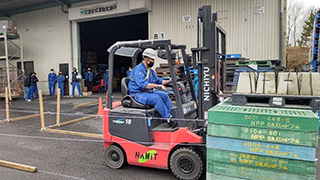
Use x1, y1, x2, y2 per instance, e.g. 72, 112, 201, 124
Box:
49, 81, 56, 95
24, 86, 30, 101
58, 83, 64, 95
104, 82, 108, 92
30, 84, 39, 99
134, 91, 173, 118
72, 82, 81, 96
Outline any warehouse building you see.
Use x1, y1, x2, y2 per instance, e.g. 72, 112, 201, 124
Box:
0, 0, 285, 95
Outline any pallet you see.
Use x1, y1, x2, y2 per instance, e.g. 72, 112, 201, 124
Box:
232, 93, 320, 110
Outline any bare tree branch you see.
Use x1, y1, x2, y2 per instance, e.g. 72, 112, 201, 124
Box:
287, 0, 305, 46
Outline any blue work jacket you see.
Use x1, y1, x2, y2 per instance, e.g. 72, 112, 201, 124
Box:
103, 73, 108, 84
48, 73, 57, 82
57, 75, 65, 84
85, 71, 94, 82
128, 62, 163, 95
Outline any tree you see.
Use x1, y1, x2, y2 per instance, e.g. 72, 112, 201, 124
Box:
286, 0, 304, 46
298, 10, 318, 47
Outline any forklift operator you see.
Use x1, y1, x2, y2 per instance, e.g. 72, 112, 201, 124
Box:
128, 48, 173, 120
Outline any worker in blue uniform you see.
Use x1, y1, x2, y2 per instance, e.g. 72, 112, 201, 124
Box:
57, 71, 65, 96
84, 67, 94, 91
129, 48, 173, 120
103, 69, 108, 92
48, 69, 57, 95
30, 72, 39, 99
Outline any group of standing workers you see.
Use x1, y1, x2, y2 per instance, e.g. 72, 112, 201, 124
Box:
23, 67, 109, 101
47, 69, 66, 96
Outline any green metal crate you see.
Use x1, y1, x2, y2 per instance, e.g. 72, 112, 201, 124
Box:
207, 172, 243, 180
207, 161, 315, 180
207, 148, 316, 175
208, 105, 319, 132
207, 124, 318, 147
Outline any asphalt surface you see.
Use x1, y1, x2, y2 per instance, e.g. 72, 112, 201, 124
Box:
0, 93, 319, 180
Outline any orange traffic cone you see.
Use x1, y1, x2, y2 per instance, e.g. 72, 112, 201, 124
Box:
98, 97, 103, 116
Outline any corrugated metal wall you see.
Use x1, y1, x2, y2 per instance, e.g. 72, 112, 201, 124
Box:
149, 0, 280, 60
10, 6, 71, 94
0, 0, 280, 95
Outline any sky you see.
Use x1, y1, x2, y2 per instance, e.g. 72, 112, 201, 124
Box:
287, 0, 320, 9
287, 0, 320, 45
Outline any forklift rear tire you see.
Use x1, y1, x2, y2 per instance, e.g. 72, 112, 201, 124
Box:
169, 148, 203, 180
105, 145, 125, 169
98, 86, 104, 93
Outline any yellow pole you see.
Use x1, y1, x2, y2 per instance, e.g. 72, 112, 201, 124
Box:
5, 87, 9, 121
56, 89, 61, 125
39, 90, 45, 129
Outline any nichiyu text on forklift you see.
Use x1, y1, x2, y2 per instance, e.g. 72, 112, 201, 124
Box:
102, 5, 226, 180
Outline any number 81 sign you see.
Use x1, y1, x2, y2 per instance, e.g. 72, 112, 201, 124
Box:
153, 32, 165, 39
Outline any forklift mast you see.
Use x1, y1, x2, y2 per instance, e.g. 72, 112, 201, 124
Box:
192, 5, 226, 119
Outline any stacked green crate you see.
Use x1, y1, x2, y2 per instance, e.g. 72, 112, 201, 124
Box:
206, 102, 319, 180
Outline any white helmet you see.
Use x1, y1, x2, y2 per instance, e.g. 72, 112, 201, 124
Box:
142, 48, 156, 59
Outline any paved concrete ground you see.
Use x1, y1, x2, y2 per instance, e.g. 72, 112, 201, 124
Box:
0, 93, 319, 180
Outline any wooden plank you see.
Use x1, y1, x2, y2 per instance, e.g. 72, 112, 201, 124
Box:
207, 124, 318, 147
207, 172, 243, 180
39, 90, 45, 129
207, 161, 315, 180
43, 129, 103, 139
8, 113, 50, 122
74, 100, 99, 108
206, 136, 316, 161
208, 105, 319, 132
207, 149, 316, 175
5, 87, 9, 121
48, 116, 95, 129
56, 89, 60, 124
0, 159, 37, 173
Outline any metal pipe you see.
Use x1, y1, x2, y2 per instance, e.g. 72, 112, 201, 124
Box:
107, 47, 117, 109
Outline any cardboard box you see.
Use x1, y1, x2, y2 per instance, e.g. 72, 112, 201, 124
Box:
81, 79, 87, 92
83, 91, 92, 96
0, 20, 18, 34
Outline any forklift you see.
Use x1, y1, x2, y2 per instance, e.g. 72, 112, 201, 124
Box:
103, 5, 226, 180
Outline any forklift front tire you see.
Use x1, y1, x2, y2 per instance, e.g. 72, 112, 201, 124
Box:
105, 145, 125, 169
169, 148, 203, 180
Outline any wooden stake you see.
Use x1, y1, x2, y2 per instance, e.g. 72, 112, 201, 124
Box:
74, 100, 99, 108
48, 116, 94, 129
0, 159, 37, 173
56, 89, 61, 125
5, 87, 9, 121
0, 113, 50, 123
43, 128, 103, 139
39, 90, 45, 129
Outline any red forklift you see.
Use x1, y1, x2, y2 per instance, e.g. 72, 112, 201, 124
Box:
103, 6, 226, 180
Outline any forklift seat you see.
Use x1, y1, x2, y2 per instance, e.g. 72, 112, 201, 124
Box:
121, 77, 153, 109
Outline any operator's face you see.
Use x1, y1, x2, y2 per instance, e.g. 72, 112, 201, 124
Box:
148, 58, 155, 63
146, 58, 155, 68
